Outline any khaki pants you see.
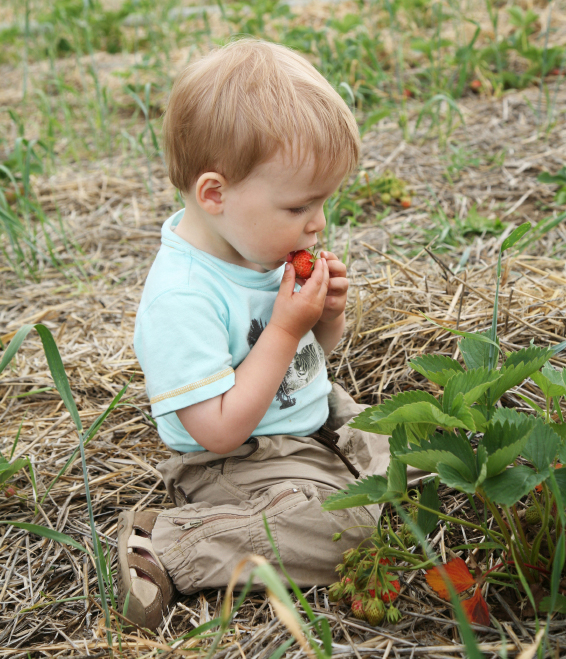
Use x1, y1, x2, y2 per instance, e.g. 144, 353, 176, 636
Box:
151, 384, 425, 594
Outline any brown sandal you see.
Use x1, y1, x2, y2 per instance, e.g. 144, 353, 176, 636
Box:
116, 511, 174, 630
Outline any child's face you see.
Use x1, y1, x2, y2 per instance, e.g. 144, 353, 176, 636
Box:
216, 150, 346, 272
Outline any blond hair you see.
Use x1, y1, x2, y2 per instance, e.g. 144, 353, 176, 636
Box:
163, 39, 360, 193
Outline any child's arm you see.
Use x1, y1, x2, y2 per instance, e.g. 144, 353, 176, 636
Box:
311, 251, 348, 355
176, 258, 330, 454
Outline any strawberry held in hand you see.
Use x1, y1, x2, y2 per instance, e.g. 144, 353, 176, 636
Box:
290, 249, 318, 279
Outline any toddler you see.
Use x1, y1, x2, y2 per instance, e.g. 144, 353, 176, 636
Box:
116, 39, 420, 631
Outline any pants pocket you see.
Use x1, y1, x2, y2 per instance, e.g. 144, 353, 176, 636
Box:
154, 481, 306, 594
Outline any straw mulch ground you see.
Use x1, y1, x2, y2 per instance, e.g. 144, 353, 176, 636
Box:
1, 77, 566, 657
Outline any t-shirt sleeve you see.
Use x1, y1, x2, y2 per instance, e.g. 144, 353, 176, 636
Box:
134, 289, 235, 418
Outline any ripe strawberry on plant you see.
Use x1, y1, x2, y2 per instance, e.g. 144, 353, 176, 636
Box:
381, 577, 400, 603
290, 249, 317, 279
367, 573, 400, 602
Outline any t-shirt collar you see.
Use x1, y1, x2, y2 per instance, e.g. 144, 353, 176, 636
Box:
161, 210, 284, 288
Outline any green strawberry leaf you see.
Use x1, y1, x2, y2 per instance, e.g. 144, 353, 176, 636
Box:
321, 475, 388, 511
349, 406, 386, 433
481, 466, 546, 506
410, 354, 464, 386
351, 390, 440, 435
492, 407, 536, 428
396, 431, 477, 481
442, 368, 502, 413
481, 417, 533, 454
417, 478, 440, 535
531, 364, 566, 398
539, 594, 566, 614
549, 467, 566, 505
386, 458, 407, 498
389, 424, 409, 454
522, 418, 562, 473
437, 463, 477, 493
469, 406, 488, 432
459, 330, 494, 370
488, 346, 555, 403
374, 401, 476, 432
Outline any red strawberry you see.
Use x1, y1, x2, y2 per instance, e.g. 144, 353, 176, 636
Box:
400, 197, 411, 208
381, 578, 400, 603
4, 486, 16, 498
291, 249, 317, 279
367, 573, 400, 602
470, 79, 482, 92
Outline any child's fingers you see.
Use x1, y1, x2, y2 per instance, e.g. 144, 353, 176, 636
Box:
326, 259, 347, 278
302, 258, 328, 296
327, 276, 348, 296
279, 262, 297, 297
320, 250, 339, 262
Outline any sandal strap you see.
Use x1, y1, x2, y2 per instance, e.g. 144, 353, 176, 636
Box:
132, 511, 159, 536
127, 535, 165, 570
128, 554, 174, 607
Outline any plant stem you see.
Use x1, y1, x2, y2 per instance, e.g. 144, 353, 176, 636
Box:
485, 498, 532, 581
508, 504, 531, 557
408, 497, 505, 541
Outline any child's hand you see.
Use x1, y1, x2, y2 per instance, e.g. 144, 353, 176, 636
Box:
315, 250, 348, 324
270, 257, 329, 341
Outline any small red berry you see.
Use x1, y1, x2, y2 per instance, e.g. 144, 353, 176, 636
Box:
381, 578, 400, 603
403, 88, 413, 99
290, 249, 318, 279
351, 596, 367, 621
400, 197, 411, 208
470, 79, 482, 92
4, 486, 16, 498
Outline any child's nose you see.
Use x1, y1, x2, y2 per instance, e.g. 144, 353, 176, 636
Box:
307, 207, 326, 234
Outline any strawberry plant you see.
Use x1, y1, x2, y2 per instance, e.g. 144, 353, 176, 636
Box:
324, 223, 566, 626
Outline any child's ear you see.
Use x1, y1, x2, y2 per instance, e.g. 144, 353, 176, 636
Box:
195, 172, 227, 215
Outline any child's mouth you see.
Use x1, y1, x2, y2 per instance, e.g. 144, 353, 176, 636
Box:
285, 252, 296, 262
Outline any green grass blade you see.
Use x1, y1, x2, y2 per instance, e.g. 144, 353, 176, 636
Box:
268, 637, 295, 659
34, 324, 82, 431
0, 324, 35, 374
41, 381, 130, 504
0, 521, 88, 553
262, 514, 333, 654
9, 415, 26, 460
501, 222, 531, 253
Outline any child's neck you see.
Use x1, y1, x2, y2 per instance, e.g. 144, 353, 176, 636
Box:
173, 206, 267, 273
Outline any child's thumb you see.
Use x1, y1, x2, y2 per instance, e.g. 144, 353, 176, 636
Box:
279, 263, 296, 294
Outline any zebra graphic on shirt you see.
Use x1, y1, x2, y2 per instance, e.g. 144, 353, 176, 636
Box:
247, 318, 325, 409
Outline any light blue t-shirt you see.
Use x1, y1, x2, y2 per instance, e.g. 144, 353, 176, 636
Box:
134, 210, 331, 453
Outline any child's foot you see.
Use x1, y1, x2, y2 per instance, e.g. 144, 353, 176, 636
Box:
116, 511, 174, 630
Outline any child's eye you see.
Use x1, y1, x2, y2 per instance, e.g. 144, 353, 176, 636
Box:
289, 206, 309, 215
